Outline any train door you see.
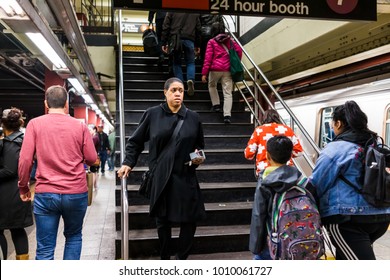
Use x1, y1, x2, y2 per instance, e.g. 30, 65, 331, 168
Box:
319, 106, 335, 148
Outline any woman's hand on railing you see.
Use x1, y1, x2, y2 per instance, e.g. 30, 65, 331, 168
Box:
117, 165, 132, 178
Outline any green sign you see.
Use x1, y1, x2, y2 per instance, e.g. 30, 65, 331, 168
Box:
113, 0, 377, 21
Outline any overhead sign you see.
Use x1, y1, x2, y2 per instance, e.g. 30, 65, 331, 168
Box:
113, 0, 377, 21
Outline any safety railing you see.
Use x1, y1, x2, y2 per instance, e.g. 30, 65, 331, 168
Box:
117, 9, 129, 260
223, 20, 321, 175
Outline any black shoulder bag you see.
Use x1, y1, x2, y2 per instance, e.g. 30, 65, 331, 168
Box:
168, 15, 188, 53
139, 117, 184, 198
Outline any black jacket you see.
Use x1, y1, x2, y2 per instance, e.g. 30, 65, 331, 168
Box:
161, 12, 201, 47
123, 103, 206, 222
0, 131, 33, 230
249, 165, 301, 254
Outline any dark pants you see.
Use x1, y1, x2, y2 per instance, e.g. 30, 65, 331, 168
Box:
325, 221, 389, 260
0, 228, 29, 259
156, 218, 197, 260
98, 150, 108, 173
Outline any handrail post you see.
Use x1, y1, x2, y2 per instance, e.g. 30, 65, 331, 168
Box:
117, 9, 129, 260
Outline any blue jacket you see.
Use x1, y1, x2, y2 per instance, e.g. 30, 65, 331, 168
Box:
310, 140, 390, 218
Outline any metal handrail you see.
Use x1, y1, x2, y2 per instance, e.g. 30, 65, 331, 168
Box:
117, 9, 129, 260
223, 22, 321, 171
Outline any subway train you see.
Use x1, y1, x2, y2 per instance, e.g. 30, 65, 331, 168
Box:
275, 78, 390, 158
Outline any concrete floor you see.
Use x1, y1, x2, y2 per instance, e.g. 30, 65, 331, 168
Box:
4, 171, 390, 260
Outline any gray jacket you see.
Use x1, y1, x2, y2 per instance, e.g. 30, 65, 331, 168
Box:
249, 165, 301, 254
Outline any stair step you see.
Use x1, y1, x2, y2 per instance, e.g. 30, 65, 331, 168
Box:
115, 182, 256, 206
115, 224, 250, 259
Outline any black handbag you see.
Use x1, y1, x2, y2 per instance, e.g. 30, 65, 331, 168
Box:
138, 117, 185, 198
168, 15, 188, 54
168, 34, 182, 53
138, 170, 152, 198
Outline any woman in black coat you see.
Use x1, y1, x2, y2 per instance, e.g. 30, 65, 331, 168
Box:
118, 77, 206, 260
0, 108, 33, 260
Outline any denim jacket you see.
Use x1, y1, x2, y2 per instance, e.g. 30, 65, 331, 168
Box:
310, 140, 390, 218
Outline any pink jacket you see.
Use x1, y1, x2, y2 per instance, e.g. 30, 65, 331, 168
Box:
201, 34, 243, 76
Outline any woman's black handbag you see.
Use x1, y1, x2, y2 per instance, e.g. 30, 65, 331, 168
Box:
139, 170, 152, 198
138, 117, 185, 198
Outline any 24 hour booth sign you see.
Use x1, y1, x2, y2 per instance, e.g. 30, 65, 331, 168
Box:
113, 0, 377, 21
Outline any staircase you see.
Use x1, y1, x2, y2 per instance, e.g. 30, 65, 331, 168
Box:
115, 51, 257, 259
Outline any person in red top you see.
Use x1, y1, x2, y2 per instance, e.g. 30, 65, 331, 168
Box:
18, 85, 97, 260
244, 109, 303, 177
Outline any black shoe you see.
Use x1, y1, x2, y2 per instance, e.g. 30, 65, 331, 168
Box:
224, 116, 231, 124
211, 105, 221, 112
187, 80, 195, 96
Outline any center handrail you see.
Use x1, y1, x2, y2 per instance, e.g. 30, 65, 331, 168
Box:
117, 9, 129, 260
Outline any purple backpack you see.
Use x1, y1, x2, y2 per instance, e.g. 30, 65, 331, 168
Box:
267, 185, 325, 260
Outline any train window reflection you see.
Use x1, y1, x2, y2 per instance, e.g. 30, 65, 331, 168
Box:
319, 106, 335, 148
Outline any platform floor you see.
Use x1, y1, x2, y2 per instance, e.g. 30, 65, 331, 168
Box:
4, 171, 390, 260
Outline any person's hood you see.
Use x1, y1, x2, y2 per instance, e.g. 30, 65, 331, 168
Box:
262, 165, 302, 193
214, 33, 230, 43
333, 129, 374, 147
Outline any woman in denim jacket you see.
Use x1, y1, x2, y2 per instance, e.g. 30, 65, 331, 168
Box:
310, 101, 390, 259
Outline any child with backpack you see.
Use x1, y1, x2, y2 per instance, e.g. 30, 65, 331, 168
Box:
249, 135, 324, 260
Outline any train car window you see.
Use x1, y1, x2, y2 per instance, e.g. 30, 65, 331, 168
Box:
319, 106, 335, 148
386, 107, 390, 146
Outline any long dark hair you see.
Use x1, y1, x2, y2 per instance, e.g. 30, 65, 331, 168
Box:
332, 101, 375, 135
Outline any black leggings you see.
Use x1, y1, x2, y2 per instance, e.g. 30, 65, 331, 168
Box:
325, 221, 389, 260
0, 228, 29, 259
156, 218, 197, 260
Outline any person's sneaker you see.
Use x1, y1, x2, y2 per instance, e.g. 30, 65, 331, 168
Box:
211, 104, 221, 112
224, 116, 231, 124
187, 80, 195, 96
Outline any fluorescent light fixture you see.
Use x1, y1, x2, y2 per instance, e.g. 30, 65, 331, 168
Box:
25, 32, 67, 69
68, 78, 86, 94
81, 94, 94, 104
0, 0, 25, 17
90, 104, 98, 111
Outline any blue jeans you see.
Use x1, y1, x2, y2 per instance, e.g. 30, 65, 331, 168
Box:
253, 246, 272, 260
33, 192, 88, 260
173, 39, 195, 82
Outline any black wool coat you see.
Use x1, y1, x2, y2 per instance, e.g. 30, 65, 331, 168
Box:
0, 131, 33, 230
123, 103, 206, 222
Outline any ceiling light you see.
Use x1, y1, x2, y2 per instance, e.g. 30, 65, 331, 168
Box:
81, 94, 94, 104
0, 0, 25, 17
25, 32, 67, 70
90, 104, 99, 111
68, 78, 86, 95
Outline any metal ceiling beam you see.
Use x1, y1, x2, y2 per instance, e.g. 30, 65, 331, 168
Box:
46, 0, 111, 119
13, 0, 112, 123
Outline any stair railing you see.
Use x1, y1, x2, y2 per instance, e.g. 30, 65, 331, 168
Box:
117, 9, 129, 260
223, 22, 321, 173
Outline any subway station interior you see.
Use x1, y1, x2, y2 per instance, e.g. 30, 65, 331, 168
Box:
1, 0, 390, 260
